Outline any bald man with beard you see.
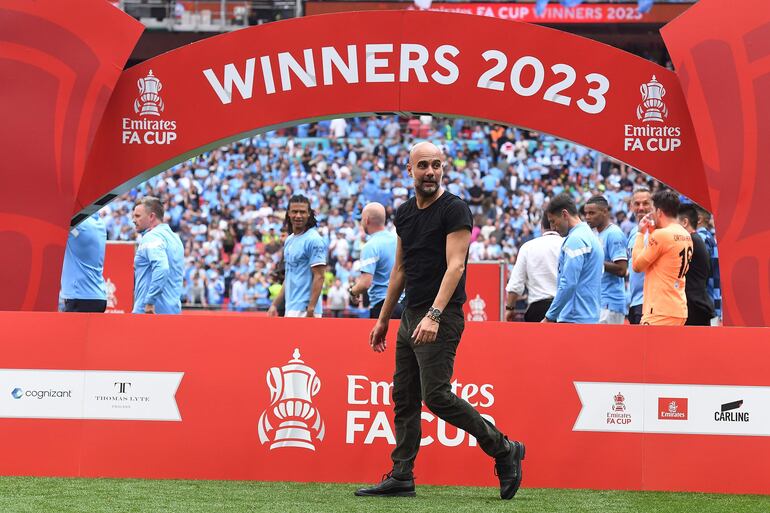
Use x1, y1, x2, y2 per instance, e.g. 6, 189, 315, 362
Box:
349, 202, 403, 319
355, 142, 525, 501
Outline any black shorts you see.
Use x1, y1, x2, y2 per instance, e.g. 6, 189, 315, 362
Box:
64, 299, 107, 313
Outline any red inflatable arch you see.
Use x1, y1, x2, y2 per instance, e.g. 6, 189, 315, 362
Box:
1, 0, 768, 326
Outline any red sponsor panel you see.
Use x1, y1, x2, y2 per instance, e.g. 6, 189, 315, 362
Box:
662, 0, 770, 327
464, 262, 504, 321
0, 313, 769, 493
103, 242, 135, 314
0, 0, 143, 311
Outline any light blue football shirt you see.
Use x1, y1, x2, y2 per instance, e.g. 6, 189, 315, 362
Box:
546, 222, 603, 324
359, 230, 397, 306
598, 223, 628, 314
133, 224, 184, 314
61, 214, 107, 300
284, 228, 327, 315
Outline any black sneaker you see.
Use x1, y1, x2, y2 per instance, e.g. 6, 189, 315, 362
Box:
354, 471, 416, 497
495, 439, 525, 500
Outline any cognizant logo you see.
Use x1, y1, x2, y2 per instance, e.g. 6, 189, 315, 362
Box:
11, 387, 72, 399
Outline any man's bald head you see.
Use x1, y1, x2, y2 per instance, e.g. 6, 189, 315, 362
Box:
409, 141, 443, 164
362, 202, 386, 235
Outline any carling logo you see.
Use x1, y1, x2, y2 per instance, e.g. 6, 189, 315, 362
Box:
715, 400, 749, 422
258, 348, 325, 450
658, 397, 688, 420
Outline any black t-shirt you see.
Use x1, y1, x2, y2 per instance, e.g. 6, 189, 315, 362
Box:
394, 191, 473, 309
685, 233, 715, 316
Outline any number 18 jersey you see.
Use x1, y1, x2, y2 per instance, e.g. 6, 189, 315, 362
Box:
631, 223, 693, 320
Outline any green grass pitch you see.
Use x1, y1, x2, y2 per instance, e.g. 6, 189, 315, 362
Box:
0, 477, 768, 513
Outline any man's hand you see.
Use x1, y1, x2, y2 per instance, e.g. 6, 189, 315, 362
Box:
305, 306, 316, 318
144, 304, 155, 314
369, 320, 388, 353
412, 316, 439, 344
505, 309, 516, 322
639, 213, 656, 234
541, 317, 553, 323
348, 285, 359, 306
267, 305, 278, 317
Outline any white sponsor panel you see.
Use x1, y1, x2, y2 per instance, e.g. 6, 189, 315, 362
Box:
574, 382, 770, 436
573, 382, 644, 433
84, 371, 183, 421
0, 369, 182, 421
0, 370, 84, 419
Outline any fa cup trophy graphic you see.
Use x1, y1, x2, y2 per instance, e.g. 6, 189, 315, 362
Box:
636, 75, 668, 123
467, 294, 488, 322
134, 70, 165, 117
258, 348, 326, 450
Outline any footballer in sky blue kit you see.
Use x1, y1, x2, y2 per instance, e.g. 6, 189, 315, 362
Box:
61, 213, 107, 312
132, 198, 184, 314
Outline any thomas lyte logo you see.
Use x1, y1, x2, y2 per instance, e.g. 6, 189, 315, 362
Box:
122, 69, 177, 145
134, 70, 164, 116
258, 349, 326, 450
467, 294, 488, 322
624, 75, 681, 152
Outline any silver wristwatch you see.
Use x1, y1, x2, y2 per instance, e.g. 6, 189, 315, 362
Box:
426, 307, 442, 322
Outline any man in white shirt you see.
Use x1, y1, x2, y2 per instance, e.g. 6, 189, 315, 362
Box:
504, 217, 562, 322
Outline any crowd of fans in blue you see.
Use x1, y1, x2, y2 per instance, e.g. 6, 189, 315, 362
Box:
97, 116, 720, 316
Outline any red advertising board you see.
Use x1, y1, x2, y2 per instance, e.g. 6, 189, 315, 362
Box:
1, 312, 769, 494
103, 242, 135, 314
464, 262, 505, 321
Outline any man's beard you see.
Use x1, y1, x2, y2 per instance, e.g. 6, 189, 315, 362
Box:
415, 180, 439, 198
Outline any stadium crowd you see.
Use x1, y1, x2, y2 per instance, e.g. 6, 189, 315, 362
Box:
97, 116, 720, 318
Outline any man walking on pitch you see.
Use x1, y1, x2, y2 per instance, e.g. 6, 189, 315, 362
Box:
132, 197, 184, 314
355, 142, 524, 500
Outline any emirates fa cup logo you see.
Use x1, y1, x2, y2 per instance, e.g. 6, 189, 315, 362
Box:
467, 294, 487, 322
636, 75, 668, 123
612, 392, 626, 412
134, 70, 165, 117
258, 348, 325, 450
